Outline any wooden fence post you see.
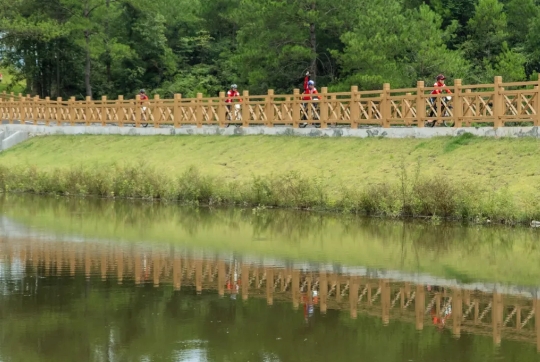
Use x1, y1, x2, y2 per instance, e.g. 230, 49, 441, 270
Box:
56, 97, 62, 125
15, 96, 22, 124
381, 83, 391, 128
69, 97, 76, 126
320, 87, 328, 128
452, 288, 463, 337
135, 94, 141, 127
492, 292, 503, 345
453, 79, 463, 128
85, 96, 92, 126
217, 92, 225, 128
8, 96, 14, 124
33, 96, 39, 125
350, 86, 359, 129
44, 96, 50, 126
196, 93, 203, 128
535, 73, 540, 127
241, 90, 249, 127
292, 89, 300, 128
416, 81, 425, 127
117, 95, 124, 127
493, 76, 503, 129
101, 96, 107, 126
415, 284, 425, 330
381, 280, 390, 325
153, 94, 160, 128
20, 95, 27, 125
173, 94, 182, 128
266, 89, 274, 127
349, 277, 359, 319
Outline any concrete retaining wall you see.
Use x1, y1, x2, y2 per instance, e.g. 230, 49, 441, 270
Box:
0, 131, 29, 151
1, 124, 539, 138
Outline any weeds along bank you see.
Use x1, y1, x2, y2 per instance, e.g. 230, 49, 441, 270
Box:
0, 134, 539, 223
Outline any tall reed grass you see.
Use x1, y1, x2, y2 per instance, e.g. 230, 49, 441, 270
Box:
0, 162, 538, 224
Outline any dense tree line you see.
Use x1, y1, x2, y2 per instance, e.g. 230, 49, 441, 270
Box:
0, 0, 539, 99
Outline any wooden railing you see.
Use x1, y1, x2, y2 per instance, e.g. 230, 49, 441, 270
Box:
1, 76, 539, 128
3, 238, 540, 349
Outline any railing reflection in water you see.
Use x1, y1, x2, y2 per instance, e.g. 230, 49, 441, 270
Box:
1, 238, 539, 351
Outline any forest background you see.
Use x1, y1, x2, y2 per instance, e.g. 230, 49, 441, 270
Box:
0, 0, 538, 99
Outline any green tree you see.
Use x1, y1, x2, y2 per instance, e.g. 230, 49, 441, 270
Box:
230, 0, 359, 93
524, 15, 540, 75
504, 0, 538, 47
462, 0, 508, 67
423, 0, 477, 47
333, 1, 470, 90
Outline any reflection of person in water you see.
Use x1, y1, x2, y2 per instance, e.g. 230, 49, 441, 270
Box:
301, 290, 319, 323
142, 254, 150, 282
226, 262, 240, 300
430, 298, 452, 328
427, 285, 444, 293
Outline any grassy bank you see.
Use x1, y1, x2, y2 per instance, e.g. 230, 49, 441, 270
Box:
3, 195, 540, 286
1, 134, 540, 222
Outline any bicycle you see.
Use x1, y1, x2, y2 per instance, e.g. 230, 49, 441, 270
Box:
426, 96, 454, 127
141, 106, 149, 127
299, 97, 321, 128
226, 103, 242, 128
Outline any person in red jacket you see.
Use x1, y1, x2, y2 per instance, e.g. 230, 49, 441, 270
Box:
300, 71, 320, 128
139, 89, 149, 126
303, 72, 318, 99
225, 84, 242, 124
427, 74, 452, 127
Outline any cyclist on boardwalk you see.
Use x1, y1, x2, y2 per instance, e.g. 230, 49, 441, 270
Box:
225, 84, 242, 124
300, 71, 320, 128
139, 89, 149, 126
427, 74, 452, 127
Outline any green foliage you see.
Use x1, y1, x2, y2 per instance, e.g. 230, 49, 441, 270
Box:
0, 0, 539, 98
462, 0, 509, 79
1, 162, 539, 223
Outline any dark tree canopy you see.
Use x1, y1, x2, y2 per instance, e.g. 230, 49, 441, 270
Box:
0, 0, 538, 99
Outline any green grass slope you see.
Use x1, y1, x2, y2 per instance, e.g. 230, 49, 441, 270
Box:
1, 134, 539, 193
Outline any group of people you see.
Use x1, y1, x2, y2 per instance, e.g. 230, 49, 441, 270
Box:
137, 72, 452, 127
223, 72, 321, 127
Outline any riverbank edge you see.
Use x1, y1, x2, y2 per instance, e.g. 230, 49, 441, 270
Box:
1, 163, 538, 225
1, 124, 540, 139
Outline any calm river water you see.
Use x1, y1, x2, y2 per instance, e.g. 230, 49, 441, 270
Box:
1, 195, 540, 362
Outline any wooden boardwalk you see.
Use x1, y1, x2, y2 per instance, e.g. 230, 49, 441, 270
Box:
1, 76, 539, 128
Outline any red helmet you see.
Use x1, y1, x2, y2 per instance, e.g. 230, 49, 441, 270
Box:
436, 74, 446, 81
